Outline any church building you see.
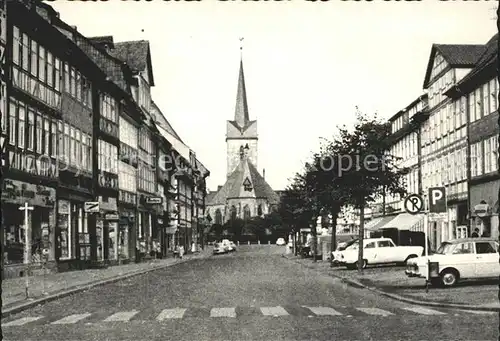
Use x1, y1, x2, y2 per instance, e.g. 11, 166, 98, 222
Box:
206, 51, 280, 225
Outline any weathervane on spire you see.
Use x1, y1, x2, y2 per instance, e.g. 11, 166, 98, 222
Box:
239, 37, 244, 58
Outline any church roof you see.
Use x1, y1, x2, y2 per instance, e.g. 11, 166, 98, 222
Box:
231, 58, 251, 129
209, 158, 280, 206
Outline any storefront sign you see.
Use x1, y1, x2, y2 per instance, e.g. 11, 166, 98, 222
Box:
105, 213, 119, 220
474, 203, 491, 218
2, 179, 55, 207
146, 196, 163, 205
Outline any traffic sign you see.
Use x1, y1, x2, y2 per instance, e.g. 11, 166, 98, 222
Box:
84, 202, 100, 213
404, 194, 424, 215
428, 187, 446, 213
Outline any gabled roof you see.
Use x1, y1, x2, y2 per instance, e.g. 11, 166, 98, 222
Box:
109, 40, 155, 86
150, 101, 184, 143
423, 44, 486, 88
455, 33, 498, 89
208, 158, 280, 206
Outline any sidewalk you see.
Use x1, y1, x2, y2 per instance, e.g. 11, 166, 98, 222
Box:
2, 248, 211, 316
287, 255, 500, 310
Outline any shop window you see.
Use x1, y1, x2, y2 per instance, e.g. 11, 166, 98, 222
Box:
58, 200, 72, 259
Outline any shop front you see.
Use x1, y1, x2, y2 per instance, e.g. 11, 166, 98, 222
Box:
470, 181, 500, 239
56, 193, 92, 271
2, 179, 57, 278
96, 196, 119, 265
118, 206, 136, 264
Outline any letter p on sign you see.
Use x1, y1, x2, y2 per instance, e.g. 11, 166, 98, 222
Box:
428, 187, 446, 213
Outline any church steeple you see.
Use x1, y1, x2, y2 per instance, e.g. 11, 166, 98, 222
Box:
234, 40, 250, 128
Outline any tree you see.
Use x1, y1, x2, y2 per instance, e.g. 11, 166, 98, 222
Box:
330, 109, 408, 273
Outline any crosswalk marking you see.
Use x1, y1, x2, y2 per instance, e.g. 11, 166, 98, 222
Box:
157, 308, 186, 320
458, 310, 496, 315
210, 307, 236, 318
103, 310, 139, 322
356, 308, 393, 316
3, 316, 43, 327
402, 307, 446, 315
51, 313, 92, 324
260, 306, 289, 316
8, 305, 494, 326
305, 306, 342, 316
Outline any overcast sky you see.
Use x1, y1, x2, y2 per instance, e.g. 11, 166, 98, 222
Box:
50, 1, 497, 192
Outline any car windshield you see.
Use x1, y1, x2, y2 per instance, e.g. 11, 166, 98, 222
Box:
435, 242, 455, 254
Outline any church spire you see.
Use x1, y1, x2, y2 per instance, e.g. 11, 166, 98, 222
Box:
234, 38, 250, 128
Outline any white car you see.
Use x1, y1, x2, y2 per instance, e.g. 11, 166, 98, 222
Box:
213, 242, 226, 255
338, 237, 424, 269
405, 237, 500, 287
276, 238, 286, 246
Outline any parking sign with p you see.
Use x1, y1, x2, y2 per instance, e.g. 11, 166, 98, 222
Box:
428, 187, 446, 213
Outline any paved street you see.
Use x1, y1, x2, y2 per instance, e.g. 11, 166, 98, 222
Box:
2, 246, 497, 341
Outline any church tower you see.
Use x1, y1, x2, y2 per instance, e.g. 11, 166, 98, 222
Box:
226, 45, 258, 178
206, 40, 280, 223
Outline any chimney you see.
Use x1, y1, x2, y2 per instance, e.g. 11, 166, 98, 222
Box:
263, 168, 265, 179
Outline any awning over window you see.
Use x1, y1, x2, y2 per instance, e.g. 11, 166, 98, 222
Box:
366, 215, 397, 231
381, 213, 424, 231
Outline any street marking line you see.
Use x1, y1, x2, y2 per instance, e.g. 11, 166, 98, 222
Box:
210, 307, 236, 318
402, 307, 446, 315
103, 310, 139, 322
356, 308, 394, 316
3, 316, 43, 327
458, 310, 496, 315
304, 306, 343, 316
157, 308, 187, 320
260, 306, 289, 316
51, 313, 92, 324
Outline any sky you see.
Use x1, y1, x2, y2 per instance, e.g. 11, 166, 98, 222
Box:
50, 0, 497, 192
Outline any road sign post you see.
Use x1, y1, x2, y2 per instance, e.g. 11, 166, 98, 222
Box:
404, 194, 424, 215
19, 202, 34, 299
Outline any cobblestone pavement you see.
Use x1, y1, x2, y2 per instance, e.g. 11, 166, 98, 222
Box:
3, 246, 497, 341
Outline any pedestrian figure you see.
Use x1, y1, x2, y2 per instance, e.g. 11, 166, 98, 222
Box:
179, 245, 184, 259
471, 228, 480, 238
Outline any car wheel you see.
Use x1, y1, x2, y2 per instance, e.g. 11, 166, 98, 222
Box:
440, 269, 458, 287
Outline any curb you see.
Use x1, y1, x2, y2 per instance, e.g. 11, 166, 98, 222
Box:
2, 253, 209, 318
286, 256, 500, 312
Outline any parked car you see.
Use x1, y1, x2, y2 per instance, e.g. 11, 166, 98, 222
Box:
276, 238, 286, 246
405, 237, 500, 287
338, 237, 424, 269
213, 242, 226, 255
331, 239, 359, 266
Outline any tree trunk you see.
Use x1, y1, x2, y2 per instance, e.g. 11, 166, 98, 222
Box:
382, 186, 386, 216
311, 218, 318, 263
357, 198, 365, 274
330, 208, 339, 267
